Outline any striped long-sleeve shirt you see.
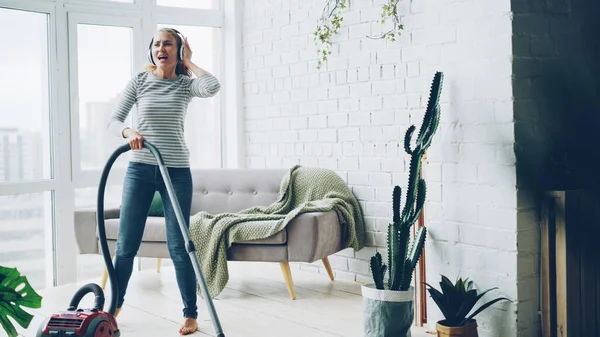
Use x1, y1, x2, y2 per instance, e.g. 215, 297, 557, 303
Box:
107, 70, 220, 167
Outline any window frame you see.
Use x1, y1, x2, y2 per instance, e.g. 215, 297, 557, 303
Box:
155, 0, 220, 11
67, 12, 143, 189
0, 0, 62, 288
0, 0, 242, 287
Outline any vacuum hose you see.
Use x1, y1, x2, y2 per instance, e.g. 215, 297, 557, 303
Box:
96, 143, 133, 315
67, 283, 105, 312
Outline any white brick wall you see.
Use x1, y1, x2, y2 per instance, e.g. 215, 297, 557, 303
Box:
241, 0, 529, 336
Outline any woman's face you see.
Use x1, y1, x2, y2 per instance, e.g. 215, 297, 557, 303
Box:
152, 31, 179, 67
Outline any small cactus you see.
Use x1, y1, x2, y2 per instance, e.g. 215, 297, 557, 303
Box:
370, 252, 387, 290
370, 71, 443, 291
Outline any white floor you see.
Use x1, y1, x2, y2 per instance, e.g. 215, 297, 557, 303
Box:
15, 261, 433, 337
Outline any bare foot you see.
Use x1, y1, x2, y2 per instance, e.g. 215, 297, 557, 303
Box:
179, 318, 198, 335
113, 307, 122, 318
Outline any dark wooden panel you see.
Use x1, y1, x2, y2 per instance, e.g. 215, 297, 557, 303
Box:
542, 190, 600, 337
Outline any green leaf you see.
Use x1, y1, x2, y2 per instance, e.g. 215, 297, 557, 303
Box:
0, 307, 18, 337
464, 297, 512, 325
456, 277, 466, 295
440, 275, 455, 290
425, 283, 451, 320
454, 289, 479, 324
0, 287, 18, 302
0, 266, 43, 337
473, 287, 500, 304
439, 275, 460, 316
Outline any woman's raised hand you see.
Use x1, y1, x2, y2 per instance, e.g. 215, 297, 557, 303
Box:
182, 37, 192, 67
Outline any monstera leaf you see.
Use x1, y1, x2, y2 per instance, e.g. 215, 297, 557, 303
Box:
0, 266, 43, 337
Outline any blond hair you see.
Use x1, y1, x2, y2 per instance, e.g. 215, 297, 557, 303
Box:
145, 28, 191, 77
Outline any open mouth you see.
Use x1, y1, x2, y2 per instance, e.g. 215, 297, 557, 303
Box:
157, 55, 168, 61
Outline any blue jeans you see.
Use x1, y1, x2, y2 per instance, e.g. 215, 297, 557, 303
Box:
114, 162, 197, 319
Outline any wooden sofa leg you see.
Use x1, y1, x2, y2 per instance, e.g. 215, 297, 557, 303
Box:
322, 257, 335, 281
101, 268, 108, 289
279, 262, 296, 300
156, 258, 162, 273
101, 255, 114, 289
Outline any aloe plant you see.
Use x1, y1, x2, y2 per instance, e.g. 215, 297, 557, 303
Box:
425, 275, 512, 326
0, 266, 43, 337
369, 71, 443, 291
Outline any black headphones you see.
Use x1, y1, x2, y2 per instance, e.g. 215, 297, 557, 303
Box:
147, 28, 186, 65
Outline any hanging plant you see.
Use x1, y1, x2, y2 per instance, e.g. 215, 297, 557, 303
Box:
314, 0, 347, 70
314, 0, 404, 70
369, 0, 403, 41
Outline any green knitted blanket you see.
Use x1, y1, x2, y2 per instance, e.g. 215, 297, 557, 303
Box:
188, 165, 366, 298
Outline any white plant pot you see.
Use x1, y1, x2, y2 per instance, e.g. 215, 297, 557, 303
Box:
361, 284, 414, 337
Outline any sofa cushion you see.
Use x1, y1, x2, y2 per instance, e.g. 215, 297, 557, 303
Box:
190, 169, 287, 214
104, 217, 167, 242
103, 217, 287, 244
227, 244, 287, 262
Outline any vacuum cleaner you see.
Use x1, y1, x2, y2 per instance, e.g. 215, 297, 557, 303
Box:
37, 142, 225, 337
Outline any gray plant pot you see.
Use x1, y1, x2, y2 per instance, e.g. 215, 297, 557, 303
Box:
362, 284, 414, 337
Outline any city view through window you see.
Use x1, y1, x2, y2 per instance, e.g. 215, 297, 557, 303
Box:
0, 3, 222, 291
0, 8, 52, 291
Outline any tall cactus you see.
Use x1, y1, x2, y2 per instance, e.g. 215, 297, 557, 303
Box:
370, 71, 443, 291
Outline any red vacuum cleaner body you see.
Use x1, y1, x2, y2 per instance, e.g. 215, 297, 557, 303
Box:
38, 308, 119, 337
37, 283, 120, 337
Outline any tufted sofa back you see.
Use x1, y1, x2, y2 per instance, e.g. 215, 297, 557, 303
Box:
189, 168, 288, 215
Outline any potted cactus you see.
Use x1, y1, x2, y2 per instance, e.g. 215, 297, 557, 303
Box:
0, 266, 43, 337
362, 71, 443, 337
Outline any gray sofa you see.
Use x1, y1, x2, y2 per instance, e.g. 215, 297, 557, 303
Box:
74, 168, 347, 299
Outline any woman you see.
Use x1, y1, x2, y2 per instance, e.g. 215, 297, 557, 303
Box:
107, 27, 220, 335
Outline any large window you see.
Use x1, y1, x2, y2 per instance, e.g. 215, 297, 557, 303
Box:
0, 7, 54, 290
0, 0, 229, 287
0, 8, 52, 184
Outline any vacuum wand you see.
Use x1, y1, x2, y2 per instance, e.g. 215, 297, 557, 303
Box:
141, 142, 225, 337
